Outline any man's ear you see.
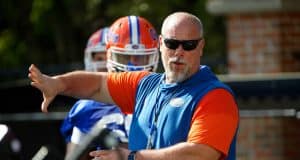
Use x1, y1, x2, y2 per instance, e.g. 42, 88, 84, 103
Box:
200, 38, 205, 48
159, 35, 163, 53
199, 39, 205, 57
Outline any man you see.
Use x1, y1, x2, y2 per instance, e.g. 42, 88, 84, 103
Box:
60, 27, 131, 160
29, 12, 239, 160
61, 15, 160, 159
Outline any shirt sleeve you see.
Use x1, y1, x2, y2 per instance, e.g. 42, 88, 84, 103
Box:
187, 88, 239, 157
70, 126, 86, 144
107, 71, 150, 114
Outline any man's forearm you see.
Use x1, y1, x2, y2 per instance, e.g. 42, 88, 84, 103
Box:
135, 142, 221, 160
55, 71, 111, 103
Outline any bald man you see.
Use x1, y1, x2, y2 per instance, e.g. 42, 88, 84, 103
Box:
29, 12, 239, 160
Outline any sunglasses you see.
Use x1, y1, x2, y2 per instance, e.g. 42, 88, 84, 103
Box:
163, 37, 202, 51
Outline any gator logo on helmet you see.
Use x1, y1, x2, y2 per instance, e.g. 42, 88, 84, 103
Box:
108, 32, 119, 43
149, 28, 158, 41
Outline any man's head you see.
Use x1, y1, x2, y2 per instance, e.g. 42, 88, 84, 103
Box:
106, 15, 159, 72
160, 12, 205, 83
84, 27, 109, 72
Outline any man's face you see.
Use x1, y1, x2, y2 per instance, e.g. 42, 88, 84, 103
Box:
92, 51, 107, 72
109, 49, 156, 71
114, 54, 149, 66
92, 51, 106, 61
159, 20, 204, 83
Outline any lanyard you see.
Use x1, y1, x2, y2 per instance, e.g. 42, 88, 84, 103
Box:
146, 85, 181, 149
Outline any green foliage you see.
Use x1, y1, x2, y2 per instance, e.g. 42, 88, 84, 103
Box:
0, 30, 27, 68
0, 0, 227, 78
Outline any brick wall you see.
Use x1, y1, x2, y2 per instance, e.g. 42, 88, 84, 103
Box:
227, 13, 300, 73
207, 1, 300, 159
237, 117, 300, 160
280, 12, 300, 72
221, 8, 300, 160
225, 11, 300, 158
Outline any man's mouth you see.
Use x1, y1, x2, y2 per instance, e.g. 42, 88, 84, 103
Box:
173, 61, 184, 65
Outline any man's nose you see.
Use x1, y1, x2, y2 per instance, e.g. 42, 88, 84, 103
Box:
174, 45, 185, 56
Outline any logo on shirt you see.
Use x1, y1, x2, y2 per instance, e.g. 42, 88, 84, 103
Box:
169, 98, 184, 107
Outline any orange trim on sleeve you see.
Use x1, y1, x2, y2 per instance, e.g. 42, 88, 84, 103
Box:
107, 71, 150, 114
187, 89, 239, 157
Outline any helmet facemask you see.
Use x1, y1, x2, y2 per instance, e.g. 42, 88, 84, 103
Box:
107, 45, 159, 72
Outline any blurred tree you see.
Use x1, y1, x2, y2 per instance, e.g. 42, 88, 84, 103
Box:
0, 0, 226, 81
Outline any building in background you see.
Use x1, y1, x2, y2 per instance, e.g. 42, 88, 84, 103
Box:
207, 0, 300, 159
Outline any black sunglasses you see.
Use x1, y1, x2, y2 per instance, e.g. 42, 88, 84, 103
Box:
163, 37, 202, 51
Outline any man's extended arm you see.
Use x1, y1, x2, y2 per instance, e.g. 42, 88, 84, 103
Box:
28, 64, 114, 112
